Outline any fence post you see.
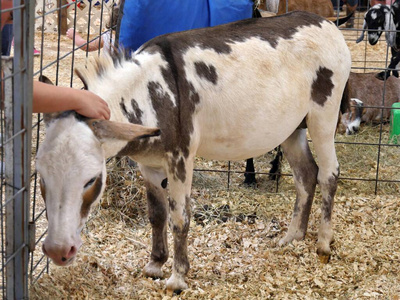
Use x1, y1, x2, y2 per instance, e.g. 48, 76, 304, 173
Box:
59, 0, 68, 35
3, 0, 34, 298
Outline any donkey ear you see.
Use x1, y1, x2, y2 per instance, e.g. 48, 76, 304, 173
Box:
85, 119, 161, 142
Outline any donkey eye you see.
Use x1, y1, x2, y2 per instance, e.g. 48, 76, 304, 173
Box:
84, 177, 97, 189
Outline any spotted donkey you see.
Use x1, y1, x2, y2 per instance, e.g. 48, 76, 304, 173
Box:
36, 11, 351, 292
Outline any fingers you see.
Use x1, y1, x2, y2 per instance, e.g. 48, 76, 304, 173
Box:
101, 102, 111, 120
66, 28, 74, 39
75, 90, 111, 120
96, 97, 110, 120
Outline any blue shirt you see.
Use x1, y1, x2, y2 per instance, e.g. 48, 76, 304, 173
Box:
119, 0, 253, 52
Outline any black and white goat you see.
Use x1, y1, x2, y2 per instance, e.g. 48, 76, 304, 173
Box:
357, 1, 400, 80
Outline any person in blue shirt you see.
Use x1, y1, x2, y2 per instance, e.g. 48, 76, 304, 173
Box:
119, 0, 255, 53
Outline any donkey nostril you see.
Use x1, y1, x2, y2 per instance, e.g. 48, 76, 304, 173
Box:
62, 257, 67, 262
42, 244, 48, 256
67, 246, 77, 258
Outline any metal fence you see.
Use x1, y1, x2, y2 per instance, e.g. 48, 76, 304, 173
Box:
0, 0, 399, 298
1, 1, 35, 299
1, 0, 118, 298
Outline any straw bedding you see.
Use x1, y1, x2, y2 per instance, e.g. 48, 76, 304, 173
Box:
30, 13, 400, 299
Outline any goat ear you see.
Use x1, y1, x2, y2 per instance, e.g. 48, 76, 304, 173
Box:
384, 9, 397, 48
85, 119, 161, 142
356, 20, 367, 43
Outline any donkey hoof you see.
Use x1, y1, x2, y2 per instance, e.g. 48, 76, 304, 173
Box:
317, 252, 331, 264
243, 175, 257, 187
166, 274, 188, 293
143, 261, 164, 279
316, 248, 331, 264
279, 231, 305, 246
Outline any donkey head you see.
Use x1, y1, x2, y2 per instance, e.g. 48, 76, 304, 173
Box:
36, 112, 160, 266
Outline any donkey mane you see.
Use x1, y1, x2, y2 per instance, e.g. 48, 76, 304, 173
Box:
75, 51, 128, 90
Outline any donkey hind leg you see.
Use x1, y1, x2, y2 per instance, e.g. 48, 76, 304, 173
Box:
165, 155, 195, 292
244, 158, 257, 185
140, 165, 169, 279
278, 129, 318, 246
307, 114, 340, 263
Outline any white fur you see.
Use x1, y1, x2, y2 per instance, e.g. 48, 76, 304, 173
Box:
183, 22, 350, 160
36, 116, 106, 265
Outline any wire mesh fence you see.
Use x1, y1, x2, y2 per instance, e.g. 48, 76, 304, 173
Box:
1, 1, 36, 299
0, 0, 399, 298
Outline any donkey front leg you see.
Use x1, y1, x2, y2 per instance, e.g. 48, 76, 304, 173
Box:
140, 165, 169, 279
278, 129, 318, 246
165, 156, 194, 292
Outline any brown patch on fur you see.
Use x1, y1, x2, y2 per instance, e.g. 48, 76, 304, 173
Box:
171, 196, 191, 276
39, 178, 48, 220
321, 175, 338, 222
39, 178, 46, 203
169, 199, 177, 211
145, 182, 169, 264
120, 97, 144, 124
81, 175, 103, 218
311, 67, 334, 107
194, 61, 218, 84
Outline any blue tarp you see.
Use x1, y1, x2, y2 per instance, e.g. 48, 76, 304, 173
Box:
119, 0, 253, 52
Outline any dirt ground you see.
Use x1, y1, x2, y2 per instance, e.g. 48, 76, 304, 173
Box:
29, 11, 400, 300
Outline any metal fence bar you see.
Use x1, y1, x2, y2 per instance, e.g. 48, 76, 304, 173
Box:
1, 0, 34, 298
3, 56, 15, 300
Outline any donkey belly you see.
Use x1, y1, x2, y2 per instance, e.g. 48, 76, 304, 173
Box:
196, 104, 308, 161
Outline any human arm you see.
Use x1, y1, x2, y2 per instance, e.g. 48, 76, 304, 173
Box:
66, 28, 104, 52
33, 81, 110, 120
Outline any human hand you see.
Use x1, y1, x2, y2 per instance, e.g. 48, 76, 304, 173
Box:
66, 28, 75, 40
74, 89, 111, 120
33, 81, 111, 120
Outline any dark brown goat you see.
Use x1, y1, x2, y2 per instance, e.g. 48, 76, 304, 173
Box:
339, 72, 400, 134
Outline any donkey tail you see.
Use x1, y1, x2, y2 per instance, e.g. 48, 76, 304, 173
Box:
340, 80, 351, 114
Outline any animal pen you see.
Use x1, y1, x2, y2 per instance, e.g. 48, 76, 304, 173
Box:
0, 0, 399, 299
